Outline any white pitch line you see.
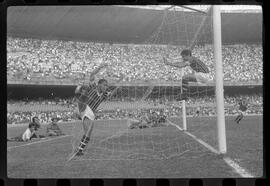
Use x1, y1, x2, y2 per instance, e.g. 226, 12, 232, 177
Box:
167, 119, 219, 154
166, 119, 183, 131
223, 157, 254, 177
167, 119, 254, 177
7, 135, 71, 150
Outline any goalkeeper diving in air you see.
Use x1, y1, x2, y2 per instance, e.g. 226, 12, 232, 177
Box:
163, 49, 210, 90
68, 63, 124, 161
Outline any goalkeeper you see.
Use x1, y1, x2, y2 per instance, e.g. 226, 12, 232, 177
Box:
128, 110, 167, 129
70, 63, 124, 159
163, 49, 210, 89
128, 111, 152, 129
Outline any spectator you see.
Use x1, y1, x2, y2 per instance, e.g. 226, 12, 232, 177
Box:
7, 123, 37, 142
46, 116, 65, 136
7, 37, 262, 83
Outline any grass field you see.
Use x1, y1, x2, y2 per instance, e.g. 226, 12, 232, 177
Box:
7, 115, 263, 178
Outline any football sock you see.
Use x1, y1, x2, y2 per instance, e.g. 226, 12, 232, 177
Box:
235, 115, 240, 122
77, 135, 90, 152
182, 80, 189, 92
235, 114, 243, 123
238, 114, 243, 123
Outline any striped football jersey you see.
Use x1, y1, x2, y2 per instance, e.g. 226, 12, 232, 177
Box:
189, 57, 209, 73
75, 84, 109, 113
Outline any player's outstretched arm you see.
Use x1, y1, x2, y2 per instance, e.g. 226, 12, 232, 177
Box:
163, 56, 189, 69
75, 85, 82, 94
108, 74, 126, 97
89, 63, 108, 82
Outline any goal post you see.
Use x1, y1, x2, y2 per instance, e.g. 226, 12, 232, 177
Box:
212, 5, 227, 154
181, 99, 187, 130
181, 68, 187, 131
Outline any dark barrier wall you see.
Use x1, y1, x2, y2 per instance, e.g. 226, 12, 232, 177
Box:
7, 85, 262, 100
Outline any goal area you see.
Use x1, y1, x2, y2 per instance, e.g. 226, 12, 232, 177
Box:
70, 5, 227, 161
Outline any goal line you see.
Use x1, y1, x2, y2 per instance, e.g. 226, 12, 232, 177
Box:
166, 119, 254, 178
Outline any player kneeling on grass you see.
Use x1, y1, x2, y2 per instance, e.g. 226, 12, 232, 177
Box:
163, 49, 210, 92
235, 99, 248, 124
46, 116, 65, 136
193, 106, 201, 117
8, 123, 37, 142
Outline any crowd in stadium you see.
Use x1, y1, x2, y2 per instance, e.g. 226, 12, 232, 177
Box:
7, 94, 262, 125
7, 37, 262, 125
7, 37, 262, 82
8, 97, 74, 108
7, 111, 74, 125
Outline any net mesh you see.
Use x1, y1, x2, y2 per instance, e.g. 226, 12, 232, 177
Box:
70, 6, 219, 161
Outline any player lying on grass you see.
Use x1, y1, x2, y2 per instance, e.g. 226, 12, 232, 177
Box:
163, 49, 210, 90
128, 110, 167, 129
70, 63, 124, 158
235, 99, 248, 124
46, 116, 65, 136
7, 123, 40, 142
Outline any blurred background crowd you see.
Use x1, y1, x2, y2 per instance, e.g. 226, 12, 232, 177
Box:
7, 37, 262, 82
7, 94, 262, 125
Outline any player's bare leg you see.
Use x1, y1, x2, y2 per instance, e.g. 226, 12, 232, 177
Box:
196, 75, 208, 85
68, 118, 95, 161
183, 74, 197, 82
178, 75, 196, 101
235, 112, 244, 124
78, 118, 95, 153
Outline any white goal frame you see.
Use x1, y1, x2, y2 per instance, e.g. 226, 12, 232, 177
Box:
178, 5, 227, 154
212, 5, 227, 154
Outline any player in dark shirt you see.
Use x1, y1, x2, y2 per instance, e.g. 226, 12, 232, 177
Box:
193, 106, 200, 117
163, 49, 210, 95
69, 63, 124, 160
235, 100, 248, 124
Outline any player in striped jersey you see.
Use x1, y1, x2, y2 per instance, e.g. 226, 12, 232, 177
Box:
71, 63, 124, 158
163, 49, 210, 89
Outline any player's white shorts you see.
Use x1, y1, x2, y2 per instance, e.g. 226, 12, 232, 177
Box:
77, 104, 95, 121
239, 110, 247, 115
195, 72, 211, 83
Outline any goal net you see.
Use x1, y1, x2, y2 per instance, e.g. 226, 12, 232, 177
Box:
70, 6, 222, 161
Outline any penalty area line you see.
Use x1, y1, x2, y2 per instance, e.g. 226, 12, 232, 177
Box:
167, 119, 254, 177
7, 135, 71, 150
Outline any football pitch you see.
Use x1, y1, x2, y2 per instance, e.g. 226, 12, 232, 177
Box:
7, 115, 263, 178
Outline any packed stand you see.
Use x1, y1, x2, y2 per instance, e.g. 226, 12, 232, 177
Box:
7, 37, 262, 83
